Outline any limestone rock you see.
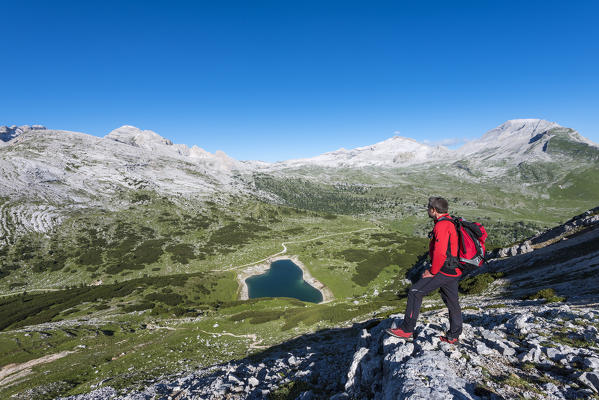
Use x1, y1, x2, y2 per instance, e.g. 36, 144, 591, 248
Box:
578, 372, 599, 393
584, 357, 599, 372
0, 124, 46, 142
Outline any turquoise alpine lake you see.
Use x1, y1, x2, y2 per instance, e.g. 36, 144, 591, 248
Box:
246, 259, 323, 303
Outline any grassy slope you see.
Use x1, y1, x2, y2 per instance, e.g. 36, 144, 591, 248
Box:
0, 191, 372, 293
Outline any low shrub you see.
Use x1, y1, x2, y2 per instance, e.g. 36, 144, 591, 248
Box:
485, 303, 507, 309
526, 288, 565, 303
149, 305, 168, 315
269, 380, 311, 400
144, 292, 184, 306
282, 227, 305, 235
165, 243, 196, 264
459, 272, 504, 295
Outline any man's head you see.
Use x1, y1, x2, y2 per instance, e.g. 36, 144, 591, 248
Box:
427, 196, 449, 219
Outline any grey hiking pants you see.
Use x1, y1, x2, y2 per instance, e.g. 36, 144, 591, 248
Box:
400, 273, 463, 339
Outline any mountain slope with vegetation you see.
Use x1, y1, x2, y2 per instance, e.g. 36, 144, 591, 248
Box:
47, 205, 599, 400
0, 119, 598, 399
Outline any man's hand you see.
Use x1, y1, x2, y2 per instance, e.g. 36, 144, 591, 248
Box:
422, 269, 434, 279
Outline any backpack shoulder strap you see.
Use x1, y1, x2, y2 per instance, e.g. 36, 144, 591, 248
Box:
437, 216, 454, 223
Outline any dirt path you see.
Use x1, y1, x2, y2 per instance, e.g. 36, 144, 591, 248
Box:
0, 288, 62, 298
0, 350, 75, 386
199, 330, 268, 350
215, 227, 378, 273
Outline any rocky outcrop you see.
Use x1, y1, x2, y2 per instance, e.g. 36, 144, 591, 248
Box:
491, 206, 599, 258
0, 124, 46, 142
344, 303, 599, 399
105, 125, 174, 147
482, 213, 599, 301
104, 125, 241, 171
496, 240, 534, 258
529, 206, 599, 246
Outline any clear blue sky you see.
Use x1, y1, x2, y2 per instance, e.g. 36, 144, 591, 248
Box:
1, 1, 598, 161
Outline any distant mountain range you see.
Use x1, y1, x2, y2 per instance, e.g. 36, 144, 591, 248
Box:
2, 119, 597, 168
269, 119, 598, 169
1, 119, 598, 246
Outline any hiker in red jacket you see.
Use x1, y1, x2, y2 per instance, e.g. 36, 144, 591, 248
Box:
386, 196, 463, 344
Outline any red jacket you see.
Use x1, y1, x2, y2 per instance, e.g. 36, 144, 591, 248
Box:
429, 214, 461, 277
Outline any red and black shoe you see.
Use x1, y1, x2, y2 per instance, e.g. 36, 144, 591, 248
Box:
385, 327, 413, 339
440, 335, 459, 344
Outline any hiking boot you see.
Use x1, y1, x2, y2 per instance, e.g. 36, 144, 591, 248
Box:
440, 335, 459, 344
385, 328, 413, 339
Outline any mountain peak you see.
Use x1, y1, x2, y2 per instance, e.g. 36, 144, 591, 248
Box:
494, 118, 561, 137
490, 119, 561, 138
277, 134, 450, 168
102, 125, 240, 170
457, 119, 566, 158
105, 125, 173, 147
503, 118, 553, 125
382, 135, 420, 146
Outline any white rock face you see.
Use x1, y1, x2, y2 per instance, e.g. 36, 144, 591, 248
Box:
4, 119, 597, 179
0, 124, 46, 142
105, 125, 174, 147
273, 136, 454, 169
457, 118, 596, 162
105, 125, 240, 170
459, 119, 560, 155
255, 118, 597, 170
0, 127, 245, 245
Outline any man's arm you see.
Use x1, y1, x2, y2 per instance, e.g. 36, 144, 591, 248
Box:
429, 221, 451, 275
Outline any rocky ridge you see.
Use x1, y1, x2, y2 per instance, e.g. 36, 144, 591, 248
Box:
456, 119, 564, 161
492, 206, 599, 258
273, 135, 453, 169
0, 126, 248, 246
265, 119, 598, 170
105, 126, 241, 170
0, 124, 46, 142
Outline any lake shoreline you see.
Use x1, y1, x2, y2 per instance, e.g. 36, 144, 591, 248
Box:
237, 255, 334, 304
